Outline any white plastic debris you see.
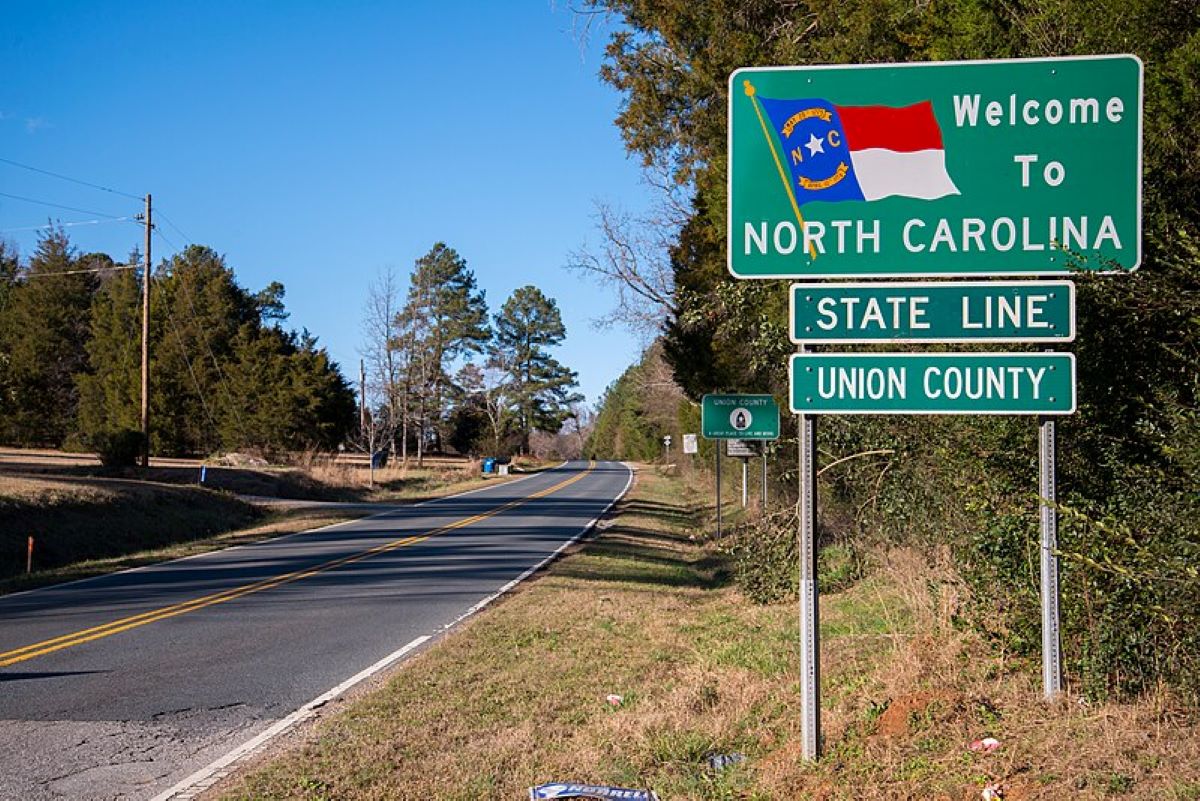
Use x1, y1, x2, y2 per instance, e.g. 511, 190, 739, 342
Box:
605, 694, 623, 707
969, 736, 1002, 753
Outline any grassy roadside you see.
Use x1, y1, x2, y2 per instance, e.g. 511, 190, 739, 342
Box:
217, 465, 1199, 800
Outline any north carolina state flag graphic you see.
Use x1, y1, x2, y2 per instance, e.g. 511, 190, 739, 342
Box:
757, 95, 960, 205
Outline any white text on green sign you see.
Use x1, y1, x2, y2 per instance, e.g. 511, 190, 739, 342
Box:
728, 56, 1142, 278
701, 394, 781, 439
789, 353, 1075, 415
791, 281, 1074, 343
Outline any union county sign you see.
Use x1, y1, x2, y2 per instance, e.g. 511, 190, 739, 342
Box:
789, 353, 1075, 415
701, 394, 781, 439
729, 56, 1142, 278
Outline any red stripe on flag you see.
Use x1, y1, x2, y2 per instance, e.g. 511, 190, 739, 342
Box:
837, 101, 944, 152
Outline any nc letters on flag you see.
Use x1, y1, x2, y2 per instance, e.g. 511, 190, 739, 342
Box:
757, 96, 959, 205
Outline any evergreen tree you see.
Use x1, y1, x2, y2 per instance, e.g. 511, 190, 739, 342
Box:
0, 239, 20, 425
396, 243, 490, 459
490, 285, 581, 449
76, 259, 142, 443
0, 230, 96, 446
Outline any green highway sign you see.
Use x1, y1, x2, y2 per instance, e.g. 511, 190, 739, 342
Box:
790, 353, 1075, 415
729, 55, 1142, 278
702, 394, 780, 439
791, 280, 1074, 343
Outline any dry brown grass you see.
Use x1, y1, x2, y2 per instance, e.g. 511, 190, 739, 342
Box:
216, 467, 1200, 801
0, 474, 368, 595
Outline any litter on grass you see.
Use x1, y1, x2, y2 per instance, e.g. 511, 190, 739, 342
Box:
529, 783, 659, 800
969, 736, 1002, 753
707, 753, 746, 771
605, 694, 623, 707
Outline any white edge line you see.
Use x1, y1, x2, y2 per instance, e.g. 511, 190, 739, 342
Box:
152, 460, 631, 801
434, 461, 635, 634
150, 634, 433, 801
1, 462, 561, 603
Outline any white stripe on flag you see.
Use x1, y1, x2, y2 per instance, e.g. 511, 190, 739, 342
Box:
848, 148, 960, 202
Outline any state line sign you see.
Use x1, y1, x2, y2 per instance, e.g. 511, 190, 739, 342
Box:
790, 352, 1075, 415
728, 55, 1142, 278
791, 280, 1075, 343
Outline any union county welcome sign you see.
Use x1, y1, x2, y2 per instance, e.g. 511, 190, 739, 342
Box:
728, 56, 1142, 278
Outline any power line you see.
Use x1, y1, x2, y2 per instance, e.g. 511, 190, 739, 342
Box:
0, 156, 143, 201
152, 227, 182, 253
0, 216, 135, 234
155, 210, 192, 245
12, 263, 137, 278
0, 190, 132, 220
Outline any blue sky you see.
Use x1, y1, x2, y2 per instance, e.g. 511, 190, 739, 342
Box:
0, 2, 650, 405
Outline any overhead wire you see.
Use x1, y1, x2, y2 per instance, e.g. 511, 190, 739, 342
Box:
0, 216, 136, 234
0, 190, 133, 220
11, 264, 136, 278
155, 211, 192, 246
0, 157, 144, 201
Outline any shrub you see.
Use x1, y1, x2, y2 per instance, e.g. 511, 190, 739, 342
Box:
91, 429, 144, 467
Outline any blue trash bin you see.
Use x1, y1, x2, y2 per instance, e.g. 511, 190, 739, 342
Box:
482, 457, 496, 474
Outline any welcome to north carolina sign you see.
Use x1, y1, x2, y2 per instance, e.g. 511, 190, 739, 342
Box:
728, 55, 1142, 278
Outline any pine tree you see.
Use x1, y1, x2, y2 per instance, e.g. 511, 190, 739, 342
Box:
396, 243, 490, 460
76, 257, 142, 443
490, 285, 581, 450
0, 230, 96, 446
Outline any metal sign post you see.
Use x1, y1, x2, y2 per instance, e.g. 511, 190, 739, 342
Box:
715, 446, 723, 538
741, 458, 748, 507
798, 343, 820, 761
1039, 414, 1062, 698
761, 451, 768, 511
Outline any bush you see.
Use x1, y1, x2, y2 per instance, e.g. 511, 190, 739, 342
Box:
724, 507, 866, 605
91, 429, 144, 467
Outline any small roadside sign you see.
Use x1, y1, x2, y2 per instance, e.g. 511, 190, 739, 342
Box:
682, 433, 698, 454
702, 394, 780, 439
790, 352, 1075, 415
727, 439, 757, 457
791, 280, 1074, 343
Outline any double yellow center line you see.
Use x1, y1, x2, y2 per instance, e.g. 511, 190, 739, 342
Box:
0, 463, 595, 668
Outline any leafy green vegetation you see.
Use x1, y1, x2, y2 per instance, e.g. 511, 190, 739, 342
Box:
584, 0, 1200, 702
0, 233, 356, 457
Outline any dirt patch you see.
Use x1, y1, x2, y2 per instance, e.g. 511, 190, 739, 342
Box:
876, 690, 958, 737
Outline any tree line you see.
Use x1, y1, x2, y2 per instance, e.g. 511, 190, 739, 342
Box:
361, 242, 581, 461
0, 231, 355, 459
581, 0, 1200, 702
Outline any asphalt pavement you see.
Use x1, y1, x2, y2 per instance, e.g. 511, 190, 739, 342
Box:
0, 460, 631, 800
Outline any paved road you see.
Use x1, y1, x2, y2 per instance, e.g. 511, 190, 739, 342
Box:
0, 460, 631, 800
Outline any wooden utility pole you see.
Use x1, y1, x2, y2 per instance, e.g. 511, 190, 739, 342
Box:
360, 359, 367, 432
140, 193, 152, 468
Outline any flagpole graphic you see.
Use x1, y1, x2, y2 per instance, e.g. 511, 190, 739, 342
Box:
744, 79, 818, 260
